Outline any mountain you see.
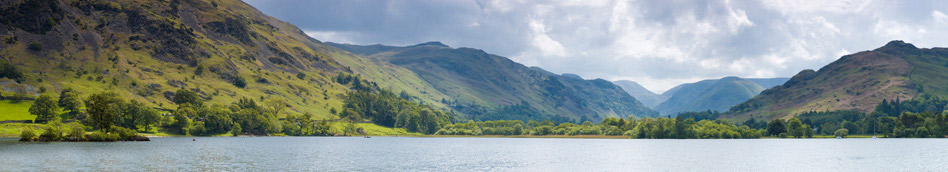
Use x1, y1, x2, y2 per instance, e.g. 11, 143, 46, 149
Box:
725, 41, 948, 121
746, 78, 789, 89
653, 77, 789, 115
0, 0, 392, 119
328, 42, 658, 122
613, 80, 666, 107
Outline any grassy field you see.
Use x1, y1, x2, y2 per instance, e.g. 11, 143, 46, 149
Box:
0, 100, 34, 121
0, 123, 43, 137
330, 122, 422, 136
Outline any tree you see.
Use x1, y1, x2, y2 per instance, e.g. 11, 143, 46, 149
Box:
137, 105, 161, 132
30, 95, 59, 123
264, 98, 288, 116
233, 77, 247, 88
0, 60, 23, 82
343, 117, 359, 136
767, 119, 787, 136
803, 124, 814, 138
834, 128, 849, 138
296, 72, 306, 80
170, 106, 195, 135
916, 127, 930, 138
900, 112, 923, 128
172, 89, 203, 107
787, 118, 805, 138
673, 116, 688, 139
840, 121, 859, 134
194, 65, 204, 76
59, 92, 82, 118
85, 92, 123, 130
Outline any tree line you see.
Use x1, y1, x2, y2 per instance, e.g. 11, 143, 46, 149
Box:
336, 73, 455, 134
751, 94, 948, 138
436, 116, 764, 139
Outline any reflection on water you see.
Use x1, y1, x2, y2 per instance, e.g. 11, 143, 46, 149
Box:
1, 137, 947, 171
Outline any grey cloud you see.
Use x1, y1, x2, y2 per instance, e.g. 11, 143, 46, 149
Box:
246, 0, 948, 93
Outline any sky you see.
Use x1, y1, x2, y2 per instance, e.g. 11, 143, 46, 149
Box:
245, 0, 948, 93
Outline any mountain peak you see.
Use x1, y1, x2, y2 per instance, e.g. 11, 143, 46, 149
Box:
411, 41, 449, 48
562, 73, 583, 79
882, 40, 917, 49
719, 76, 743, 81
874, 40, 919, 55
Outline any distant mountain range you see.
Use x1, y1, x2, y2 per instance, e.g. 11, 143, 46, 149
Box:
612, 80, 667, 107
725, 40, 948, 121
328, 42, 658, 122
615, 77, 788, 116
5, 0, 939, 126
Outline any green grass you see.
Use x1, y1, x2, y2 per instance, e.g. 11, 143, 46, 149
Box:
0, 123, 43, 137
0, 100, 34, 121
330, 122, 422, 136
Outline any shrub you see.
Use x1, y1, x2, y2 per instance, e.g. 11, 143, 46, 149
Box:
230, 123, 242, 136
916, 127, 930, 138
39, 119, 64, 141
110, 126, 138, 140
28, 41, 42, 51
67, 122, 85, 141
233, 77, 247, 88
88, 131, 118, 142
296, 72, 305, 79
0, 60, 23, 82
19, 128, 37, 141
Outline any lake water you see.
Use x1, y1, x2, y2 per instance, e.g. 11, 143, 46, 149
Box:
1, 137, 946, 171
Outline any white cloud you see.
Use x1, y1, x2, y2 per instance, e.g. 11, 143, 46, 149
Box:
249, 0, 948, 92
304, 30, 359, 44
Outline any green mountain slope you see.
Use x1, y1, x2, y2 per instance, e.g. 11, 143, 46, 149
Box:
725, 41, 946, 121
612, 80, 666, 107
328, 42, 658, 122
0, 0, 376, 119
653, 77, 787, 115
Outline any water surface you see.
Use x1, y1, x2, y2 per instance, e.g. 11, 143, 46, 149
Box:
1, 137, 945, 171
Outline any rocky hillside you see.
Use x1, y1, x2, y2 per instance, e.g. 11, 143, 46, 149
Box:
0, 0, 372, 118
725, 41, 948, 121
329, 42, 658, 122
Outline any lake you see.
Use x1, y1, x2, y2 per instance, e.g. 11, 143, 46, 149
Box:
1, 137, 946, 171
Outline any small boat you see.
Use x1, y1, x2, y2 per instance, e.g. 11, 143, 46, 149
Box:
836, 136, 842, 139
872, 135, 877, 139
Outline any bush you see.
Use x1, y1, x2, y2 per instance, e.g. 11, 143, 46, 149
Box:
233, 77, 247, 88
28, 41, 42, 51
39, 119, 64, 141
111, 126, 138, 140
296, 72, 306, 79
19, 127, 37, 141
88, 131, 119, 142
67, 122, 85, 141
230, 123, 242, 136
0, 60, 23, 82
916, 127, 930, 138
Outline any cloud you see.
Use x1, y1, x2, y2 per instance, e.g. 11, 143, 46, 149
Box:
246, 0, 948, 93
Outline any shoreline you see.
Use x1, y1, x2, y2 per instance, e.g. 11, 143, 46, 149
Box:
0, 134, 927, 139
